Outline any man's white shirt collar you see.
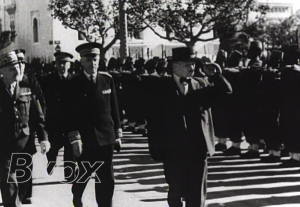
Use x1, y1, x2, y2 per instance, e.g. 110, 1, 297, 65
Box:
84, 70, 97, 84
58, 73, 68, 80
173, 74, 189, 95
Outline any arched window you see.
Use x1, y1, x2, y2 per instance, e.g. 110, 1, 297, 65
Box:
33, 18, 38, 42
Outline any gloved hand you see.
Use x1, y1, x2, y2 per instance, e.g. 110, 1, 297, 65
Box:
72, 140, 83, 158
40, 141, 51, 154
114, 138, 122, 153
203, 63, 222, 76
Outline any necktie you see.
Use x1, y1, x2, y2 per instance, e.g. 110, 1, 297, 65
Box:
90, 75, 94, 84
179, 77, 191, 95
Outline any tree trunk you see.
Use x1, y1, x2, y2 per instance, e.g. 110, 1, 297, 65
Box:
100, 47, 106, 59
186, 41, 196, 53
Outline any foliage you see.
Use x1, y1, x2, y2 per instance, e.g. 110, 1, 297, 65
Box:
49, 0, 120, 57
266, 15, 300, 48
126, 0, 268, 48
242, 15, 300, 50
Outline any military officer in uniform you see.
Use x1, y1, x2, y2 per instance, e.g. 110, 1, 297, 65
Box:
67, 42, 122, 207
0, 51, 49, 207
43, 51, 76, 181
14, 49, 48, 204
144, 47, 232, 207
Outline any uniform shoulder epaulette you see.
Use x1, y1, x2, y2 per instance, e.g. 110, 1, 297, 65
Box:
98, 71, 112, 78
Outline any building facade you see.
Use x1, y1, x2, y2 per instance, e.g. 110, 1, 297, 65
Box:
0, 0, 84, 63
0, 0, 299, 64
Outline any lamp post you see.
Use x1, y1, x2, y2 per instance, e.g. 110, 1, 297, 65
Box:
119, 0, 129, 59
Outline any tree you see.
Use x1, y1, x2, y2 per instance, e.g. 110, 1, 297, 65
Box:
247, 15, 300, 50
49, 0, 120, 58
272, 15, 300, 48
126, 0, 268, 49
0, 31, 16, 51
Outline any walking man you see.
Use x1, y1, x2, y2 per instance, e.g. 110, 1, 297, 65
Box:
145, 47, 232, 207
67, 42, 122, 207
0, 51, 49, 207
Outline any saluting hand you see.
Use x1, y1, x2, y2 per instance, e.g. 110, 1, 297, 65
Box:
203, 63, 222, 76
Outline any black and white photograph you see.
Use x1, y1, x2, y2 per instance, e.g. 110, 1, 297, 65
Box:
1, 0, 300, 206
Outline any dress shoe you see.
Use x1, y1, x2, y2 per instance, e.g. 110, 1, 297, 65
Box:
259, 142, 266, 150
22, 198, 32, 204
280, 158, 300, 167
215, 143, 227, 152
280, 148, 290, 157
240, 150, 260, 159
127, 126, 136, 132
135, 128, 147, 135
261, 154, 281, 163
223, 146, 241, 156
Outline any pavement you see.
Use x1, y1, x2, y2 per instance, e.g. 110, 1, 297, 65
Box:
1, 130, 300, 207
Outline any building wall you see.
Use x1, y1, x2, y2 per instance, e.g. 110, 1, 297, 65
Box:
52, 18, 85, 61
1, 0, 54, 63
254, 0, 300, 19
0, 0, 87, 63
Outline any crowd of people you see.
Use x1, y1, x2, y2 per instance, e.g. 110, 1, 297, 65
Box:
93, 41, 300, 166
0, 38, 300, 207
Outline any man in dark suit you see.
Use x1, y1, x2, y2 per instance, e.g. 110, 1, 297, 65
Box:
145, 47, 232, 207
0, 51, 49, 207
43, 51, 76, 181
14, 49, 48, 204
67, 42, 122, 207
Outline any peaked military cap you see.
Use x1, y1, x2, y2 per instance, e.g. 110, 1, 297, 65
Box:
249, 40, 262, 51
14, 49, 26, 63
75, 42, 102, 57
0, 51, 19, 69
172, 47, 196, 62
54, 51, 74, 62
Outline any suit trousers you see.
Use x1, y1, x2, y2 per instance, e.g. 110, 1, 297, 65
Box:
0, 159, 21, 207
46, 130, 75, 179
72, 144, 115, 207
163, 145, 207, 207
16, 154, 33, 202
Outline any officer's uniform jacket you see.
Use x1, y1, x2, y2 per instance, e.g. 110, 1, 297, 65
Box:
67, 71, 121, 148
20, 74, 47, 155
43, 72, 72, 132
144, 74, 232, 161
0, 79, 47, 162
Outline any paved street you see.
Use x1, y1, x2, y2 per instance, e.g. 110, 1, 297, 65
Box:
1, 129, 300, 207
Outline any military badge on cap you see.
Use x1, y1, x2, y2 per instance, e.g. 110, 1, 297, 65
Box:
0, 51, 19, 69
